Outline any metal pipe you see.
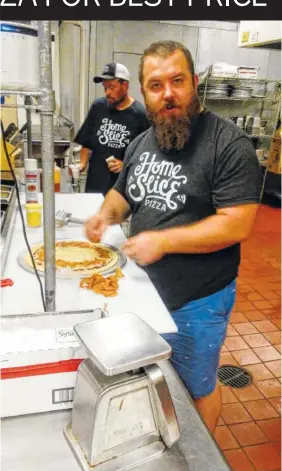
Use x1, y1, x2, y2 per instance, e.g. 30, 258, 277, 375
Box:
38, 21, 56, 312
1, 90, 43, 96
1, 104, 42, 110
25, 96, 33, 159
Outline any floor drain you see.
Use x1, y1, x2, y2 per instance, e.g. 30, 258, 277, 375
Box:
218, 365, 252, 389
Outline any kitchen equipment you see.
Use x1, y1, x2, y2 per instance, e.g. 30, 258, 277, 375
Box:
69, 164, 80, 193
3, 123, 18, 141
245, 116, 254, 135
0, 210, 6, 230
253, 117, 261, 135
1, 185, 13, 205
0, 138, 19, 172
0, 173, 16, 253
69, 164, 80, 179
64, 312, 184, 471
198, 80, 229, 99
232, 85, 253, 99
1, 22, 55, 91
236, 117, 244, 129
1, 22, 39, 90
55, 209, 85, 227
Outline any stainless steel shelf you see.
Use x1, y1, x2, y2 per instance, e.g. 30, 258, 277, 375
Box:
200, 95, 277, 102
199, 77, 281, 85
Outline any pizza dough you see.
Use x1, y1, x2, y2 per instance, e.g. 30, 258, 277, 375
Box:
25, 240, 119, 276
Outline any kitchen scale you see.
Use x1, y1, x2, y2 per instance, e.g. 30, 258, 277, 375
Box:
64, 312, 192, 471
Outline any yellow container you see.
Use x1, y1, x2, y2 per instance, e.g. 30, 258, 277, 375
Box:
1, 139, 16, 171
54, 163, 61, 192
25, 203, 43, 228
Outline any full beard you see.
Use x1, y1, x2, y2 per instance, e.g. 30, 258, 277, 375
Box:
107, 94, 127, 110
146, 93, 201, 152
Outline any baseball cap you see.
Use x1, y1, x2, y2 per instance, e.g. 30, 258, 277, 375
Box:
93, 62, 131, 83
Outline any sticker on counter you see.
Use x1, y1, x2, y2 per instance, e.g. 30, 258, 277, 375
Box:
55, 327, 77, 343
52, 387, 74, 404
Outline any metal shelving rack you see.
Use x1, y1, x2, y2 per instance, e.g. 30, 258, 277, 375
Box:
1, 21, 56, 311
199, 75, 280, 107
199, 74, 281, 201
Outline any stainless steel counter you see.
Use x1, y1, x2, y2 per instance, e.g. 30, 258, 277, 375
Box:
1, 361, 231, 471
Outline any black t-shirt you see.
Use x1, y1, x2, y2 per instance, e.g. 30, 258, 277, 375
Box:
74, 97, 149, 194
114, 111, 261, 311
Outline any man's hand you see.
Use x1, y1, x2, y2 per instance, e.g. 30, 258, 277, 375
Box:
84, 214, 108, 243
107, 158, 123, 174
123, 231, 165, 266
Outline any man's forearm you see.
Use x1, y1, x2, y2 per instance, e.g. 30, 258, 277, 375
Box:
80, 147, 90, 169
99, 189, 131, 225
160, 205, 258, 255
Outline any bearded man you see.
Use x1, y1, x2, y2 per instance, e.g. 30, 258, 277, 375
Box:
74, 62, 149, 194
84, 41, 261, 433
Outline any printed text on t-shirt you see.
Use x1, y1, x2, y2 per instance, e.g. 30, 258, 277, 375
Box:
97, 118, 130, 148
128, 152, 187, 212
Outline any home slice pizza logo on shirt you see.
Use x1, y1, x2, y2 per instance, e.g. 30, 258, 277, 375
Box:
128, 152, 187, 212
97, 118, 131, 148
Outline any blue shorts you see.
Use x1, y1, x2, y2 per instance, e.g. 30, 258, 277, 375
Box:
163, 280, 236, 399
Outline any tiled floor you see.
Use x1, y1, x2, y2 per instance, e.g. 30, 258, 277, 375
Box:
215, 203, 281, 471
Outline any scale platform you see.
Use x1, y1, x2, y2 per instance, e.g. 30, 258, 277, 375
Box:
73, 312, 172, 375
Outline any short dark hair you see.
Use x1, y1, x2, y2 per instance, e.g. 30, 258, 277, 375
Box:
139, 40, 195, 85
117, 78, 128, 85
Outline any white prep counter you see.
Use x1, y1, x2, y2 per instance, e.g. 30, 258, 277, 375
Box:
1, 193, 177, 335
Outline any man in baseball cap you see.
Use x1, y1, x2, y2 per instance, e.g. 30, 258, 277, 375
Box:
74, 62, 149, 194
93, 62, 131, 83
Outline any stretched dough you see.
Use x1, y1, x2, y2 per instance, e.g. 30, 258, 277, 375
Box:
24, 240, 119, 276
